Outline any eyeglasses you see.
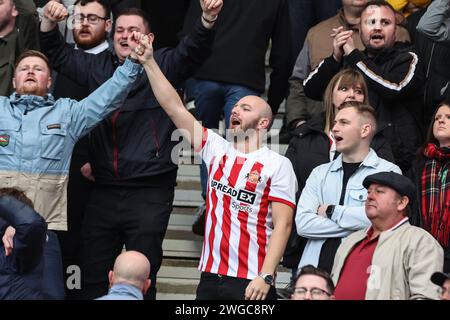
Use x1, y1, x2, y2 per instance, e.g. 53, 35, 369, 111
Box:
72, 13, 108, 24
293, 287, 331, 299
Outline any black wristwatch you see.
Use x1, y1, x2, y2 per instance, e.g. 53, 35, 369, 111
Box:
326, 205, 335, 218
258, 272, 274, 285
128, 56, 140, 64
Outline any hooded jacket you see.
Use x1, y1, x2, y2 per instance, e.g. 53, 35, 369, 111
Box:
304, 42, 426, 172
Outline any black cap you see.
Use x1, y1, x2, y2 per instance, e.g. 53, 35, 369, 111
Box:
362, 171, 415, 202
431, 272, 450, 287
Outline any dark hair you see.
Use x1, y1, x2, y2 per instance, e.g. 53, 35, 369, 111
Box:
14, 50, 51, 72
418, 100, 450, 154
292, 265, 335, 294
114, 7, 151, 33
73, 0, 111, 19
0, 188, 34, 209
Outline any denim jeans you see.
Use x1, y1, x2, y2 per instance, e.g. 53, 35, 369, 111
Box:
194, 80, 260, 199
42, 231, 65, 300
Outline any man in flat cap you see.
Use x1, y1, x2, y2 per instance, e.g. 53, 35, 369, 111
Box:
331, 171, 444, 300
431, 271, 450, 300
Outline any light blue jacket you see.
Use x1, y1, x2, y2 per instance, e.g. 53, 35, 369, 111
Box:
96, 283, 143, 300
0, 59, 142, 230
295, 149, 401, 268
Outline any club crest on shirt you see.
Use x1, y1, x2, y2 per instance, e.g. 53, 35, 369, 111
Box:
245, 170, 262, 185
0, 134, 10, 147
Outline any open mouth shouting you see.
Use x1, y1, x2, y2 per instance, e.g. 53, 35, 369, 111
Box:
230, 116, 241, 127
119, 40, 130, 50
334, 134, 343, 143
370, 33, 384, 44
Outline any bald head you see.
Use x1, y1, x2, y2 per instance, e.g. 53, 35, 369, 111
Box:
110, 251, 151, 291
232, 95, 273, 132
239, 95, 272, 119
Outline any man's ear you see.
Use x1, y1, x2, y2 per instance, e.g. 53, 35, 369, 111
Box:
12, 77, 16, 90
397, 195, 409, 212
108, 270, 114, 288
361, 123, 372, 139
142, 279, 151, 294
11, 4, 18, 18
105, 19, 112, 33
147, 32, 155, 45
258, 117, 270, 130
46, 76, 52, 90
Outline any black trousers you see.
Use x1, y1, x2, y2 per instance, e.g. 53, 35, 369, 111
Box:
79, 184, 174, 300
196, 272, 277, 300
56, 151, 93, 300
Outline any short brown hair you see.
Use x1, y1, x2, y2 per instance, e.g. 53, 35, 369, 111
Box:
0, 188, 34, 209
337, 101, 378, 133
14, 50, 51, 72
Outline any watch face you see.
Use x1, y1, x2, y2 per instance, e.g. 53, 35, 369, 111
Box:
265, 275, 274, 285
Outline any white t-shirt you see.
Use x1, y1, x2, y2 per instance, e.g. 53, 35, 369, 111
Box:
198, 129, 297, 280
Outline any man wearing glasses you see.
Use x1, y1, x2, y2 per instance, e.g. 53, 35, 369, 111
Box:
291, 265, 335, 300
39, 0, 223, 300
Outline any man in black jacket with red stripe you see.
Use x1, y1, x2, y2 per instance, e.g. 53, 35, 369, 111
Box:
304, 0, 425, 173
39, 0, 222, 299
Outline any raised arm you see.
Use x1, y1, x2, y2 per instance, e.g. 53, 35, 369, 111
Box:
417, 0, 450, 42
138, 34, 205, 151
40, 0, 68, 33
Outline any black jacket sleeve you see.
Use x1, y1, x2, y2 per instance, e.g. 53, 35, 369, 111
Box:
345, 48, 424, 100
266, 0, 292, 114
0, 196, 47, 274
303, 54, 342, 101
156, 17, 216, 87
39, 27, 105, 87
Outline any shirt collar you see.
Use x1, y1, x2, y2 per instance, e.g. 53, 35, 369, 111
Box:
75, 40, 109, 54
365, 216, 409, 235
330, 148, 379, 172
108, 283, 143, 300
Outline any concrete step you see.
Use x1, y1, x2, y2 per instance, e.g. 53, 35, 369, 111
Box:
156, 258, 292, 300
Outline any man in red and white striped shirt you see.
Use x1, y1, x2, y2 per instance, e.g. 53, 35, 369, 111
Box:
136, 32, 297, 300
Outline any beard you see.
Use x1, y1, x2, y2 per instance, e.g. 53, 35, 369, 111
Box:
16, 82, 47, 96
73, 28, 107, 50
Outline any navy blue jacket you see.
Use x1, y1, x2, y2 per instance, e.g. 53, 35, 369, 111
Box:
39, 18, 215, 187
0, 196, 47, 299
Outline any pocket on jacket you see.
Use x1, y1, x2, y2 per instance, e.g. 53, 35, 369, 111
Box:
35, 177, 64, 223
0, 120, 20, 155
348, 187, 367, 204
40, 122, 68, 160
